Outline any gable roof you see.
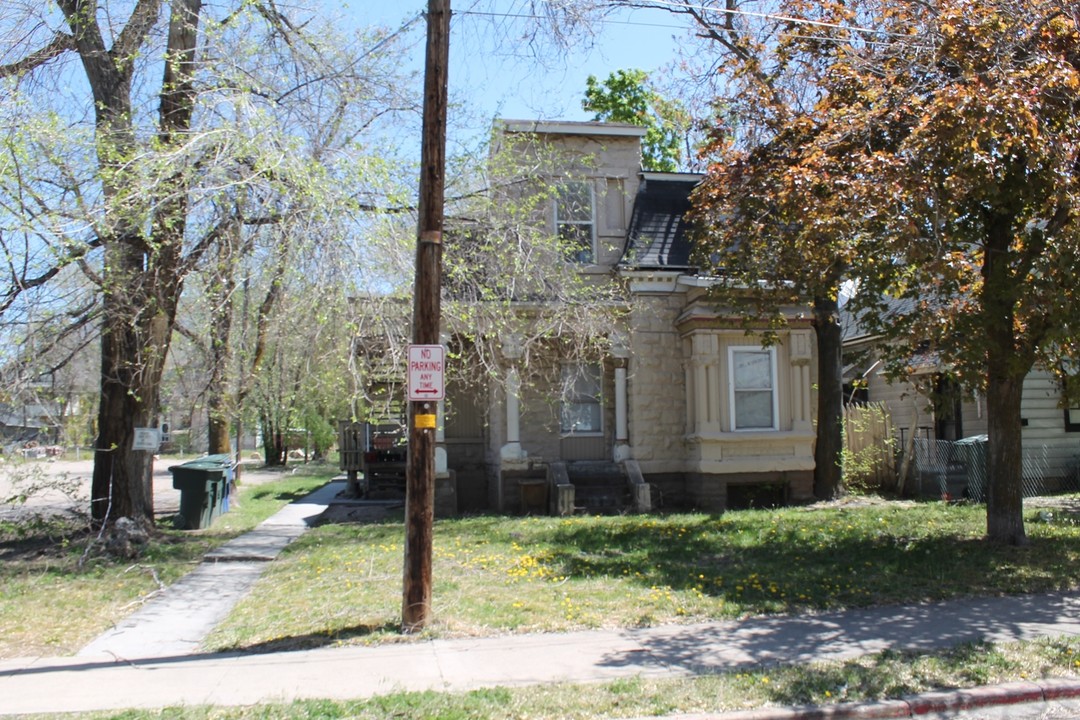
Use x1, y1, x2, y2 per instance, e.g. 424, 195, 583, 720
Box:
621, 173, 702, 271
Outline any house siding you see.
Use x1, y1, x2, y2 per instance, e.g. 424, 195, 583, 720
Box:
855, 346, 1078, 493
1021, 369, 1080, 487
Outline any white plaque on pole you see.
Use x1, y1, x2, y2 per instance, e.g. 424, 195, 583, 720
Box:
132, 427, 162, 451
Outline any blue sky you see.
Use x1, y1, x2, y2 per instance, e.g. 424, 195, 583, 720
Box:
343, 1, 691, 138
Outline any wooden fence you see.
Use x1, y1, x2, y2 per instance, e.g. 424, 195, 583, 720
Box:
843, 402, 897, 492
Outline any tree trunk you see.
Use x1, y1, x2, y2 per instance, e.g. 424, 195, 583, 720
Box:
208, 409, 231, 455
91, 319, 154, 525
262, 417, 287, 466
207, 267, 234, 455
984, 373, 1027, 544
982, 211, 1030, 545
81, 0, 201, 528
90, 264, 174, 526
813, 295, 844, 500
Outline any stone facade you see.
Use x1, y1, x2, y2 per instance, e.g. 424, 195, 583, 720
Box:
439, 120, 819, 513
626, 288, 688, 469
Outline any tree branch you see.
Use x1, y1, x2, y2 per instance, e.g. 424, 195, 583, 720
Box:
0, 32, 76, 79
0, 234, 103, 315
113, 0, 166, 63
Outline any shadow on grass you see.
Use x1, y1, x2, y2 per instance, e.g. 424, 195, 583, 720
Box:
217, 621, 402, 654
532, 508, 1080, 611
246, 487, 320, 503
756, 641, 999, 706
0, 518, 91, 562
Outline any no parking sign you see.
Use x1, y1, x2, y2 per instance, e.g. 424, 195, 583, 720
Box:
407, 344, 445, 401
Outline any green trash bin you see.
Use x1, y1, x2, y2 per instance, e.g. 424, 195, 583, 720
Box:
169, 456, 232, 529
200, 454, 235, 516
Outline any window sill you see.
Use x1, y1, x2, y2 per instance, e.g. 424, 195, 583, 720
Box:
688, 429, 816, 443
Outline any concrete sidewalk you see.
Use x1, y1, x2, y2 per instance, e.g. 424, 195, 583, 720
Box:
3, 481, 1080, 717
3, 590, 1080, 715
76, 481, 343, 660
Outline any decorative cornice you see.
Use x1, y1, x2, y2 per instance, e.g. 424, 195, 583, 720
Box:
499, 119, 648, 138
618, 269, 686, 294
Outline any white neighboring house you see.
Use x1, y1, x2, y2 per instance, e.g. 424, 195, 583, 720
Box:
842, 316, 1080, 496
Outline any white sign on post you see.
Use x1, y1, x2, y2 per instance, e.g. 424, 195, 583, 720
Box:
132, 427, 162, 451
408, 344, 445, 401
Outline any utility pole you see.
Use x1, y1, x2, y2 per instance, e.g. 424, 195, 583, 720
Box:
403, 0, 450, 632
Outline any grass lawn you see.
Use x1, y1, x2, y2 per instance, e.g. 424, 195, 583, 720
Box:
206, 498, 1080, 653
6, 492, 1080, 719
0, 463, 337, 658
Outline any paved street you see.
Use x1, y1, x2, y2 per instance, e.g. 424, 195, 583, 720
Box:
0, 456, 287, 521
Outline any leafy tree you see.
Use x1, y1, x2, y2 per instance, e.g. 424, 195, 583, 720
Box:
838, 0, 1080, 545
646, 0, 1080, 543
0, 2, 411, 526
612, 1, 854, 500
348, 127, 629, 443
583, 69, 686, 172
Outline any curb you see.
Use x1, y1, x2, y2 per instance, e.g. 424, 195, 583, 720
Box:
662, 678, 1080, 719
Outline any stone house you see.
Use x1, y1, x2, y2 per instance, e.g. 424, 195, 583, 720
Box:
377, 119, 820, 514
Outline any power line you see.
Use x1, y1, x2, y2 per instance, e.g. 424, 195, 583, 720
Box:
458, 10, 688, 32
613, 0, 918, 40
456, 2, 917, 41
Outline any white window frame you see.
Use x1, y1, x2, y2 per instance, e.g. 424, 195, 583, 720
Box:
560, 362, 603, 435
728, 346, 779, 431
554, 180, 595, 264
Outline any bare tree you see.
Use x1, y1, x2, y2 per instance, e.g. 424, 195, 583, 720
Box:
0, 1, 415, 526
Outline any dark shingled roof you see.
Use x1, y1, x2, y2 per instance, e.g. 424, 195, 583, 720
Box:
621, 175, 701, 270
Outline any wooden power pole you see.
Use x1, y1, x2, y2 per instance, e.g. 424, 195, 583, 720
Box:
402, 0, 450, 632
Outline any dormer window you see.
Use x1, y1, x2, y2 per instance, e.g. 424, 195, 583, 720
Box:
555, 181, 595, 264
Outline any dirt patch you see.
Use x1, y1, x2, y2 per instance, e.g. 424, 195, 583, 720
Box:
795, 494, 920, 511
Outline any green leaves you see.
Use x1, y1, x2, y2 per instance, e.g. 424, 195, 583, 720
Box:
582, 69, 685, 172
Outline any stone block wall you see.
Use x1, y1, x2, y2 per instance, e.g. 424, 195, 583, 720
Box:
627, 291, 689, 469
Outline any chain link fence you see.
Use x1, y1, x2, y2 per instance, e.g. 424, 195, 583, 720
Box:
907, 437, 1079, 501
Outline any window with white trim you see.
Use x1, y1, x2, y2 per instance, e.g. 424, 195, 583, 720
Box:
728, 347, 779, 431
560, 363, 602, 434
555, 181, 595, 264
1063, 374, 1080, 432
1065, 407, 1080, 432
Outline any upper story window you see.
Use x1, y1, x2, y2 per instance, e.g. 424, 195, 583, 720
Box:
729, 346, 779, 431
560, 363, 602, 434
555, 181, 595, 264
